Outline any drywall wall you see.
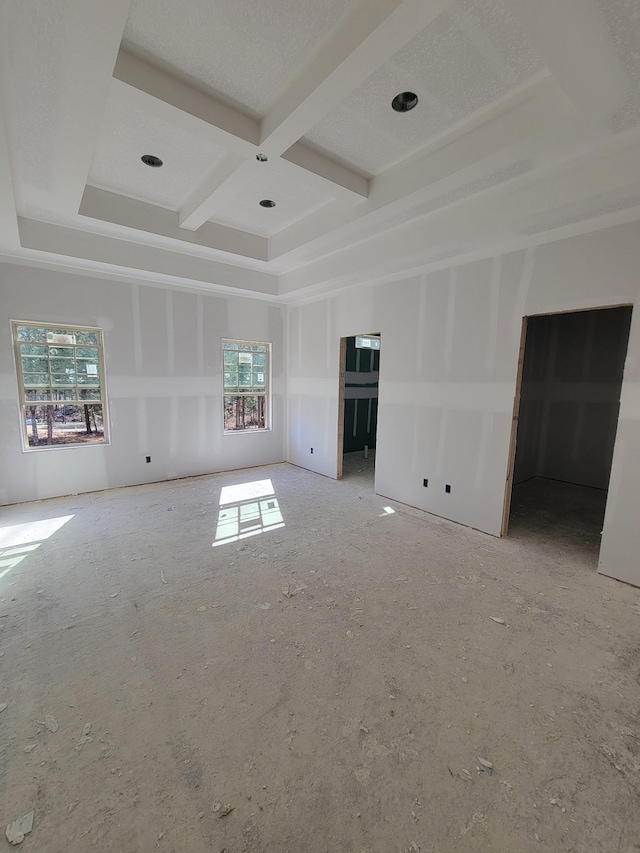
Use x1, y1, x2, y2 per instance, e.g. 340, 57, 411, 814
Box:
287, 220, 640, 585
343, 336, 379, 454
514, 307, 632, 489
0, 263, 285, 504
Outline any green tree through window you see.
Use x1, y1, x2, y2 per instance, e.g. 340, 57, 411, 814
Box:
222, 340, 270, 431
12, 321, 108, 449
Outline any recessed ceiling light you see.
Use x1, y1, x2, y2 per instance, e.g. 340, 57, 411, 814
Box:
141, 154, 163, 167
391, 92, 418, 113
259, 199, 276, 208
256, 153, 268, 162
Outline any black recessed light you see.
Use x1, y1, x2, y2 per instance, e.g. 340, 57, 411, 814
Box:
256, 153, 268, 162
141, 154, 163, 167
391, 91, 418, 112
259, 199, 276, 208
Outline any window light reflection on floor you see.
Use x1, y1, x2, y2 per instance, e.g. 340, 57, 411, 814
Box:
213, 479, 284, 547
0, 515, 74, 581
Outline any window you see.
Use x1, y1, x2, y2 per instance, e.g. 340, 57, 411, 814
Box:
223, 340, 270, 432
12, 321, 108, 450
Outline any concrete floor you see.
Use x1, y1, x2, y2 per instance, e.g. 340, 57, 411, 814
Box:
1, 463, 639, 852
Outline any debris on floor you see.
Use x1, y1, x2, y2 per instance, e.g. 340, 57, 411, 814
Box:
44, 714, 58, 733
282, 583, 307, 598
0, 702, 7, 713
75, 722, 93, 750
5, 811, 34, 846
217, 805, 234, 818
477, 757, 493, 775
0, 464, 638, 851
489, 617, 505, 624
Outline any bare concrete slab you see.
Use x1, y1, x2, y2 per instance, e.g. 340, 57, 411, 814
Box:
0, 463, 638, 852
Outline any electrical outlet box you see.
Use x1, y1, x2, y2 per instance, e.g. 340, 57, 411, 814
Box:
145, 456, 151, 463
445, 484, 451, 493
423, 478, 428, 487
310, 447, 314, 454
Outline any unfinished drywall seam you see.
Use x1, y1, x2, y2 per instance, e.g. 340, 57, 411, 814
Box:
415, 276, 428, 377
512, 246, 536, 338
486, 256, 502, 373
169, 396, 179, 459
166, 290, 175, 374
435, 409, 450, 478
132, 283, 143, 371
198, 395, 207, 457
444, 267, 457, 374
196, 294, 204, 372
326, 298, 333, 372
475, 410, 494, 491
136, 397, 148, 456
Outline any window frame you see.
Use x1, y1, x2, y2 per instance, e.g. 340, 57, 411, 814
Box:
11, 319, 110, 452
222, 338, 271, 434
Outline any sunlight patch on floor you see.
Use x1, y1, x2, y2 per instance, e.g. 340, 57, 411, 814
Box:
0, 515, 74, 580
213, 480, 284, 547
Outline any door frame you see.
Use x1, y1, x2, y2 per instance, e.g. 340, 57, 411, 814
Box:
501, 317, 527, 536
336, 336, 346, 479
336, 333, 380, 480
500, 303, 633, 537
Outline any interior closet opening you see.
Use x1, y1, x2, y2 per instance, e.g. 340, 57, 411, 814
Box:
503, 306, 632, 564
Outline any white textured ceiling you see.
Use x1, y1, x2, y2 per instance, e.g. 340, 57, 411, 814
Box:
303, 0, 545, 175
212, 159, 334, 237
594, 0, 640, 133
1, 0, 640, 300
88, 88, 228, 210
123, 0, 358, 116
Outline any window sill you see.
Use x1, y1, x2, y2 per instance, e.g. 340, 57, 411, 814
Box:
22, 441, 110, 453
223, 428, 272, 436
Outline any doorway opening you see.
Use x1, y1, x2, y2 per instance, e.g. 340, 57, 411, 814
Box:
503, 305, 632, 564
337, 334, 380, 488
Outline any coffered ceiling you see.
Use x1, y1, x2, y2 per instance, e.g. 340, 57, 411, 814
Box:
1, 0, 640, 302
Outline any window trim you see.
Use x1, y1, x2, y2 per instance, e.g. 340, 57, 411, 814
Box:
222, 338, 271, 434
11, 319, 110, 452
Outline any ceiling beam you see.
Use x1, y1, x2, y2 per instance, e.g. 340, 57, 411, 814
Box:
269, 75, 570, 260
0, 100, 19, 249
178, 153, 258, 230
80, 186, 269, 262
259, 0, 451, 153
176, 0, 452, 230
46, 0, 134, 216
278, 134, 640, 296
113, 51, 260, 154
281, 142, 369, 201
18, 218, 278, 296
113, 50, 371, 230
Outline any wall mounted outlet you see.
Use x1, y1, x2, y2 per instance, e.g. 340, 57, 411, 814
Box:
145, 456, 151, 463
310, 447, 314, 454
445, 484, 451, 493
423, 478, 428, 487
